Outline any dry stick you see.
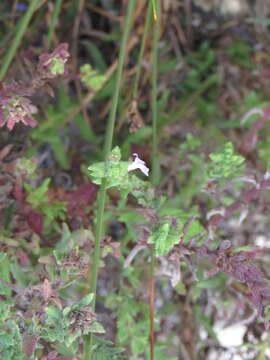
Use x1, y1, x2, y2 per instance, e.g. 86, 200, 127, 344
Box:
86, 2, 121, 22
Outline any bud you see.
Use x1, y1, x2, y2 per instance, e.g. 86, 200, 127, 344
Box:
0, 92, 37, 130
38, 43, 70, 79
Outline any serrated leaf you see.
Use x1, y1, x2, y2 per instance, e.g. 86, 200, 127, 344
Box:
80, 64, 106, 91
24, 178, 51, 208
148, 222, 174, 256
71, 293, 94, 311
86, 321, 105, 334
88, 147, 131, 190
45, 306, 62, 324
208, 142, 245, 181
184, 220, 205, 242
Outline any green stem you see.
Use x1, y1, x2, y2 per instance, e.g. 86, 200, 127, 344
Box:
132, 1, 152, 99
102, 3, 136, 160
47, 0, 64, 48
0, 0, 40, 81
150, 0, 160, 186
149, 2, 160, 360
83, 1, 137, 359
149, 245, 155, 360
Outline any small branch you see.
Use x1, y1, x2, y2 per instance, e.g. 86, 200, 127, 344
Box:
207, 176, 270, 228
124, 244, 147, 268
240, 104, 270, 153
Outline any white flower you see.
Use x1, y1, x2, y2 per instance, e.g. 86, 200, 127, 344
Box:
128, 153, 149, 176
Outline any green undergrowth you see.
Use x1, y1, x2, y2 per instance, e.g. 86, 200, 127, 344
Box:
1, 2, 270, 359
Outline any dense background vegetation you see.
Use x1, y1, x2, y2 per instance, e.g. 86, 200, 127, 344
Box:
1, 0, 270, 359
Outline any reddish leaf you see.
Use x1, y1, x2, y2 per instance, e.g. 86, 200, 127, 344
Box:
17, 250, 31, 266
27, 210, 43, 236
23, 334, 38, 357
13, 181, 25, 202
67, 182, 98, 216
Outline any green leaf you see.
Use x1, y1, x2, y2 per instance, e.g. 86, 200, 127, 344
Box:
49, 57, 65, 75
180, 133, 202, 151
74, 113, 97, 143
49, 132, 69, 169
88, 146, 147, 195
52, 343, 77, 357
80, 64, 106, 91
92, 336, 126, 360
65, 330, 81, 347
0, 252, 7, 263
226, 37, 252, 68
85, 322, 105, 334
64, 293, 94, 315
0, 320, 25, 360
45, 306, 62, 324
208, 142, 245, 181
24, 178, 51, 208
88, 147, 129, 188
232, 245, 253, 254
148, 222, 170, 256
148, 221, 183, 257
81, 41, 107, 71
196, 273, 226, 289
183, 220, 205, 242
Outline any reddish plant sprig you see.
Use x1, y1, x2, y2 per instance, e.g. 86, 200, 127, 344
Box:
205, 102, 270, 229
0, 88, 38, 130
160, 234, 270, 321
207, 174, 270, 228
0, 43, 70, 131
37, 43, 69, 79
198, 107, 270, 318
196, 241, 270, 319
240, 103, 270, 153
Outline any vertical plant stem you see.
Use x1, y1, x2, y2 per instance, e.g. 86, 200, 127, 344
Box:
0, 0, 40, 81
132, 1, 152, 99
83, 1, 137, 359
150, 0, 160, 185
149, 2, 160, 359
47, 0, 64, 48
149, 245, 155, 360
72, 0, 91, 124
151, 0, 158, 21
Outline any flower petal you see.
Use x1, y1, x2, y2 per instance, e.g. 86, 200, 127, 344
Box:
128, 153, 149, 176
